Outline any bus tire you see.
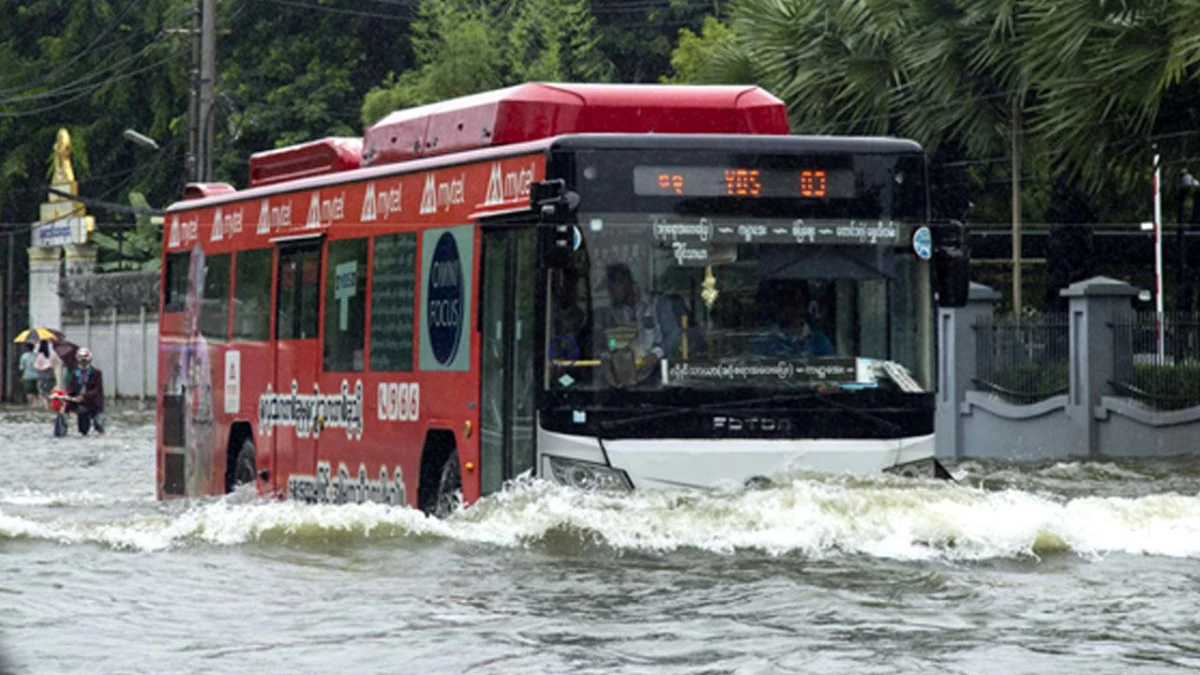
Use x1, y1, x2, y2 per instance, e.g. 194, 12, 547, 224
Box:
233, 438, 257, 490
431, 451, 461, 518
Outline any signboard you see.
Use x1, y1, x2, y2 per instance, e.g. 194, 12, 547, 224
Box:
666, 358, 859, 386
33, 216, 93, 247
419, 225, 474, 371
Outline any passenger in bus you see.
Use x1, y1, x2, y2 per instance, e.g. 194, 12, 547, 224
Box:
749, 280, 834, 359
600, 263, 682, 385
552, 268, 589, 348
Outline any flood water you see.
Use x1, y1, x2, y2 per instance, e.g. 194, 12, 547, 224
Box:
3, 406, 1200, 674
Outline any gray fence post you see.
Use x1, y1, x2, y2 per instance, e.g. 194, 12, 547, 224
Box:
111, 306, 119, 398
937, 282, 1000, 459
1061, 276, 1137, 456
140, 305, 147, 404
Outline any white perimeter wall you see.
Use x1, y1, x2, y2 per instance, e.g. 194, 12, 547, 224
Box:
62, 312, 158, 400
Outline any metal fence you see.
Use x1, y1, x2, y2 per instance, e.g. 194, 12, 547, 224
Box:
1111, 312, 1200, 410
973, 313, 1070, 404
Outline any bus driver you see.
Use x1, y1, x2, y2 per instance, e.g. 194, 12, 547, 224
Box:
600, 263, 681, 386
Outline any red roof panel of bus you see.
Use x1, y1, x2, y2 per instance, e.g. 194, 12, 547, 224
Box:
248, 137, 363, 187
363, 82, 789, 167
182, 182, 237, 200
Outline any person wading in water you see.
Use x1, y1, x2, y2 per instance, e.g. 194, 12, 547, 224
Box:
65, 347, 105, 435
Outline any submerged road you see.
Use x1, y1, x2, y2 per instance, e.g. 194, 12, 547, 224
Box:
2, 406, 1200, 674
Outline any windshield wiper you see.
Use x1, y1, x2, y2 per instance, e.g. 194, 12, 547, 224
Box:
596, 391, 900, 434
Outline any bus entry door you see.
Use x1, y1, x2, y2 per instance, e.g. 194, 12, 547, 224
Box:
479, 228, 538, 497
272, 241, 322, 493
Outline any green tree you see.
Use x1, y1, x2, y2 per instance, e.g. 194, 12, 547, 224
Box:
0, 0, 192, 225
1019, 0, 1200, 191
362, 0, 611, 126
672, 0, 1200, 223
90, 192, 163, 271
662, 16, 736, 84
218, 0, 415, 184
590, 0, 718, 84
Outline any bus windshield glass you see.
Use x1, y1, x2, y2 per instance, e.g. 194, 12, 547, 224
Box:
546, 147, 933, 393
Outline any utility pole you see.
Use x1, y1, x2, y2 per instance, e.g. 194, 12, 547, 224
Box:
3, 226, 13, 403
186, 1, 200, 182
199, 0, 216, 182
186, 0, 217, 183
1011, 99, 1022, 318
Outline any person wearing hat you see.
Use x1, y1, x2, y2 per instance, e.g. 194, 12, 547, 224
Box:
65, 347, 105, 435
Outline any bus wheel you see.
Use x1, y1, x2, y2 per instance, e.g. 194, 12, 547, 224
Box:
432, 451, 461, 518
233, 438, 257, 490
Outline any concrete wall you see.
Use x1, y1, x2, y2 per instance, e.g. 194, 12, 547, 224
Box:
61, 307, 157, 401
59, 269, 158, 401
938, 275, 1200, 461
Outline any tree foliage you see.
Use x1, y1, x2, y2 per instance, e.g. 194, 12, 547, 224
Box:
218, 0, 415, 182
0, 0, 192, 225
362, 0, 612, 126
673, 0, 1200, 226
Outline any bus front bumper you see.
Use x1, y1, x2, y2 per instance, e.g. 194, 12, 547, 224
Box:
538, 429, 945, 491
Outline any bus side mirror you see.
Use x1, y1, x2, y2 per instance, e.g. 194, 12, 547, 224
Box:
932, 221, 970, 307
532, 179, 580, 269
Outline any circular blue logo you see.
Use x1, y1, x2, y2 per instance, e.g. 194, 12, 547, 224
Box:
427, 232, 463, 364
913, 226, 933, 260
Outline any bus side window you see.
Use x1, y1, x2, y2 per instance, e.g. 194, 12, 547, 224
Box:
370, 233, 417, 372
324, 238, 368, 372
233, 248, 272, 341
277, 244, 321, 341
163, 251, 190, 313
200, 253, 230, 342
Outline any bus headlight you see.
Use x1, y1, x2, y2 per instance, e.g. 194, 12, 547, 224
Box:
884, 457, 954, 481
546, 456, 633, 491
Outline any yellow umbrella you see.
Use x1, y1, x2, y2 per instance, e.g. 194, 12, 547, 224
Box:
14, 327, 66, 344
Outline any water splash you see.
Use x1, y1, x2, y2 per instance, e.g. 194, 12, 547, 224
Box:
4, 475, 1200, 560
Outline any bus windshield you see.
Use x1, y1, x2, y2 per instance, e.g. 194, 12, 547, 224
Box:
543, 143, 933, 394
547, 216, 931, 393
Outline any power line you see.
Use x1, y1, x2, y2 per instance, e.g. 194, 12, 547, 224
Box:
263, 0, 416, 21
0, 50, 188, 118
0, 0, 142, 96
45, 187, 165, 216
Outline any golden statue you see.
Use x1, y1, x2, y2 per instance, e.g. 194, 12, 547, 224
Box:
51, 128, 78, 199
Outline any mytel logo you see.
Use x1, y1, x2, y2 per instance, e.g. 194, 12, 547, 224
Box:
427, 232, 463, 365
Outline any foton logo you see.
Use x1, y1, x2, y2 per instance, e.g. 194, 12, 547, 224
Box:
482, 161, 536, 206
305, 191, 346, 228
256, 199, 292, 234
418, 173, 466, 215
361, 181, 402, 222
712, 416, 792, 433
168, 215, 199, 248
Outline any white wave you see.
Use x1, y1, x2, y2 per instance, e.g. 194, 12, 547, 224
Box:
0, 488, 121, 507
4, 478, 1200, 560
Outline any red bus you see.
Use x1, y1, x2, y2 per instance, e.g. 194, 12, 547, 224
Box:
156, 82, 967, 513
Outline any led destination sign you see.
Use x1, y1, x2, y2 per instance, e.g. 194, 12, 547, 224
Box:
633, 166, 855, 199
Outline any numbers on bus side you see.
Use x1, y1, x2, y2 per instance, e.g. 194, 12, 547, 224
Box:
377, 382, 420, 421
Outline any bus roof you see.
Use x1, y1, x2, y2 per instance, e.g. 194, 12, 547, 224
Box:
362, 82, 789, 167
227, 83, 789, 193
